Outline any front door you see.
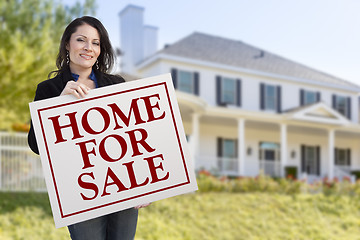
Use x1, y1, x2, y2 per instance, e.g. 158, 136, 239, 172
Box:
259, 142, 280, 177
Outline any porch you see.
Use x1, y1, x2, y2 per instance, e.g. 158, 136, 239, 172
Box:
179, 97, 360, 181
196, 155, 356, 182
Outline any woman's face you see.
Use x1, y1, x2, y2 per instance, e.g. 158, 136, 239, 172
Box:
66, 24, 101, 73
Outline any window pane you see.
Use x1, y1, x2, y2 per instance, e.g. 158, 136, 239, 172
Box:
222, 78, 236, 104
336, 149, 349, 166
305, 146, 317, 175
304, 91, 316, 104
264, 150, 275, 161
260, 142, 280, 149
223, 139, 236, 158
265, 85, 276, 110
336, 96, 347, 116
178, 71, 193, 93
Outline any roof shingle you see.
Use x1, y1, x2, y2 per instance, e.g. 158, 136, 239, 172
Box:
159, 32, 359, 89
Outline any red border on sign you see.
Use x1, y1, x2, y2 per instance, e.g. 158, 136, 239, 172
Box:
37, 82, 190, 218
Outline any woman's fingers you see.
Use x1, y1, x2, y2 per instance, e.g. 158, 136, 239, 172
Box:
60, 81, 90, 98
134, 203, 151, 209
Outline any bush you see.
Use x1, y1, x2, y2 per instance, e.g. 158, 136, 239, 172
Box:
196, 171, 360, 196
285, 166, 297, 179
197, 171, 302, 194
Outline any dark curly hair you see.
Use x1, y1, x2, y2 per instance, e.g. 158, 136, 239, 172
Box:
49, 16, 114, 77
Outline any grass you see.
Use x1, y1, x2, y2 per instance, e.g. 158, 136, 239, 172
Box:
0, 192, 360, 239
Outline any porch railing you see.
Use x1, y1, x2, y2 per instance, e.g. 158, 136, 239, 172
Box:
196, 156, 239, 176
259, 160, 281, 177
334, 165, 356, 182
0, 132, 46, 191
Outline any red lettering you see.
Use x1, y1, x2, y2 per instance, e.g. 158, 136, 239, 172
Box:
143, 154, 169, 183
108, 98, 146, 130
82, 107, 110, 134
78, 172, 98, 200
48, 112, 83, 144
122, 161, 149, 189
125, 128, 155, 157
141, 94, 165, 122
99, 134, 127, 162
76, 139, 97, 169
101, 167, 128, 197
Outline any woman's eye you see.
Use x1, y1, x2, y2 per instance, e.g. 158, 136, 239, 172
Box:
76, 38, 85, 42
93, 42, 100, 46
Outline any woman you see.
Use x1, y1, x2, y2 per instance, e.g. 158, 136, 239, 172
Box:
27, 16, 148, 240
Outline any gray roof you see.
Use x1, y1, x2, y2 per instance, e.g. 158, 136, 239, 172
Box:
159, 32, 359, 89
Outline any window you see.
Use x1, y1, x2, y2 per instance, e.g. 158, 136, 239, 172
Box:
171, 68, 199, 95
304, 91, 316, 104
335, 148, 350, 166
222, 77, 236, 105
178, 70, 193, 94
304, 91, 316, 105
222, 139, 236, 158
260, 83, 281, 112
217, 138, 238, 174
334, 96, 347, 116
301, 145, 320, 175
333, 95, 351, 119
304, 146, 317, 175
300, 89, 320, 106
265, 85, 276, 110
216, 76, 241, 106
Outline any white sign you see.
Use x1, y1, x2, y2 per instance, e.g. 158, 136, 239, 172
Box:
29, 73, 198, 228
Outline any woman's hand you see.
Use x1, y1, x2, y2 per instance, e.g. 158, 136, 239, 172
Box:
134, 203, 151, 209
60, 81, 90, 98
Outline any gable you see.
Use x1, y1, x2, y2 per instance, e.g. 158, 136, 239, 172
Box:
306, 107, 337, 119
287, 102, 350, 125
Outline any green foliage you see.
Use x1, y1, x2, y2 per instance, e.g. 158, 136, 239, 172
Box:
0, 0, 96, 130
197, 170, 302, 194
196, 170, 360, 197
1, 192, 360, 240
285, 166, 297, 179
351, 170, 360, 180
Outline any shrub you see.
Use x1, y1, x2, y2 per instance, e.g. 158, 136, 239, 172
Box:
196, 171, 360, 196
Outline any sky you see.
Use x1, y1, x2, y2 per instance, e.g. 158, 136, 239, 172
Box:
62, 0, 360, 86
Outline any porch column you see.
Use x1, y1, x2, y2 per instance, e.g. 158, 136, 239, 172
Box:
280, 123, 287, 177
328, 129, 335, 180
190, 113, 200, 167
238, 118, 245, 176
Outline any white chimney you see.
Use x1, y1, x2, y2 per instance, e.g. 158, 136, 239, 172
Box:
144, 25, 158, 59
119, 5, 158, 74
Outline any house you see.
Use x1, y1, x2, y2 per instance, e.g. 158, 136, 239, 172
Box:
118, 5, 360, 181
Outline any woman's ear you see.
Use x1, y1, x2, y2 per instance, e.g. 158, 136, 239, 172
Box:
66, 43, 69, 51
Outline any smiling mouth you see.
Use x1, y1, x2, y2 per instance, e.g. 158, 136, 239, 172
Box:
80, 54, 93, 60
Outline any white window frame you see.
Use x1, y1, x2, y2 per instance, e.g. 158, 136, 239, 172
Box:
304, 90, 317, 105
221, 77, 237, 105
264, 84, 277, 111
335, 148, 349, 166
334, 95, 348, 116
222, 139, 237, 158
177, 70, 194, 94
304, 146, 318, 175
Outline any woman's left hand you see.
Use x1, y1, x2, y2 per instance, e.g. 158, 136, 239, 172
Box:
134, 203, 151, 209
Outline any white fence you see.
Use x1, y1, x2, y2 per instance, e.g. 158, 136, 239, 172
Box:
0, 131, 46, 191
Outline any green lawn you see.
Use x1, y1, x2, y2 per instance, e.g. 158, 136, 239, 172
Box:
0, 192, 359, 240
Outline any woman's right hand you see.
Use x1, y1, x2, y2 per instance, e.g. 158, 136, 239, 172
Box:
60, 81, 90, 99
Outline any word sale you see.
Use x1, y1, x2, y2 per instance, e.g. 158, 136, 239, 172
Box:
47, 93, 170, 200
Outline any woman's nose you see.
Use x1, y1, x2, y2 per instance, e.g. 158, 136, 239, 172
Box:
84, 42, 92, 51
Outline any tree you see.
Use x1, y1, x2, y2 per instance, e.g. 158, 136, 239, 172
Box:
0, 0, 96, 131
